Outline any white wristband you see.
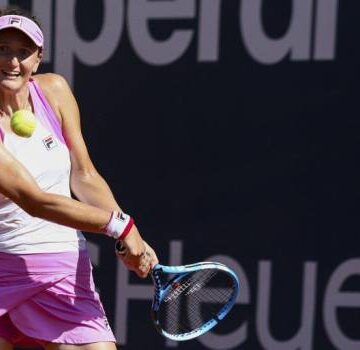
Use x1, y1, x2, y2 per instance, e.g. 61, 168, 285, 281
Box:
105, 211, 134, 239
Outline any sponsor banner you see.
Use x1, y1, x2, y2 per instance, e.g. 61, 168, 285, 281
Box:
13, 0, 359, 349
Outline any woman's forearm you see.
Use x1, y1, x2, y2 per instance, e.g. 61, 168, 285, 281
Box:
26, 190, 111, 234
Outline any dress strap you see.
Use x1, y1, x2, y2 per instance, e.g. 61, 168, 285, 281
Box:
28, 79, 66, 144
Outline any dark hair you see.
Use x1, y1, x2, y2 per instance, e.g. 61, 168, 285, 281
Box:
0, 6, 42, 29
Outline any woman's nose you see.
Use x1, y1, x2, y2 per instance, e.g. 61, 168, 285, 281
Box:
7, 54, 20, 66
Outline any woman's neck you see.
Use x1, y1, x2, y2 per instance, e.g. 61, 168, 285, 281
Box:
0, 85, 31, 117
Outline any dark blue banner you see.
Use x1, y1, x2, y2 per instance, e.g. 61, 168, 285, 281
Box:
16, 0, 360, 349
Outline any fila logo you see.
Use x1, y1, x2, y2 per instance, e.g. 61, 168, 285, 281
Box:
103, 316, 111, 331
42, 135, 58, 150
9, 17, 21, 27
119, 212, 127, 222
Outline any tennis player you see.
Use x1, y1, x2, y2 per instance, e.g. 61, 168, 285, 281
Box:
0, 6, 158, 350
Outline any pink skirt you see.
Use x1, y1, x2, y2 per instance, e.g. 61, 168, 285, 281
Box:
0, 250, 116, 347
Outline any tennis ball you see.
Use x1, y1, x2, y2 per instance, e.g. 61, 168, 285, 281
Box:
10, 110, 37, 138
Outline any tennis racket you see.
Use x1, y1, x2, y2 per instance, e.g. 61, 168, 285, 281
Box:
115, 241, 240, 341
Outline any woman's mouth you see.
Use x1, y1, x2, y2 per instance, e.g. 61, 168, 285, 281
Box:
1, 70, 21, 78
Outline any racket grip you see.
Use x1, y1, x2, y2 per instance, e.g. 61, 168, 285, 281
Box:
115, 239, 127, 255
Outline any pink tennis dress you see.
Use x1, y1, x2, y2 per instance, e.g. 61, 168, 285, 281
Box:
0, 78, 116, 347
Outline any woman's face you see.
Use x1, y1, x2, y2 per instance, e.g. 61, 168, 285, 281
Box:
0, 28, 42, 92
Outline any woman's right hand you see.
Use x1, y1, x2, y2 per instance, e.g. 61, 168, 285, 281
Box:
119, 226, 158, 278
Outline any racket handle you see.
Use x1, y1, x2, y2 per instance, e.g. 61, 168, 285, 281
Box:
115, 240, 126, 255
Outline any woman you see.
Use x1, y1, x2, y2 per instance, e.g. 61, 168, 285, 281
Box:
0, 7, 158, 350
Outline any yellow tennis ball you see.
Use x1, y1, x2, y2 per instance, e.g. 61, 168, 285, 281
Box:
10, 110, 37, 138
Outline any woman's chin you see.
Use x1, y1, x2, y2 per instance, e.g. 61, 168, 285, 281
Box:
0, 79, 23, 93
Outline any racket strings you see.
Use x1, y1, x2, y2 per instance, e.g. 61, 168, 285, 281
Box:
158, 269, 235, 336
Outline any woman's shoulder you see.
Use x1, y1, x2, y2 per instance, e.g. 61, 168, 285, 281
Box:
32, 73, 70, 94
31, 74, 74, 121
31, 73, 74, 113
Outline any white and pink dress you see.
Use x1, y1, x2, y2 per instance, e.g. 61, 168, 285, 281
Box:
0, 79, 116, 347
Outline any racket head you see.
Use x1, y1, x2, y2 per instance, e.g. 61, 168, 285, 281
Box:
151, 262, 239, 341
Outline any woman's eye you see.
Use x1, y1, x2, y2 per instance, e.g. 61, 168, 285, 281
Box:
18, 48, 31, 59
0, 46, 9, 54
